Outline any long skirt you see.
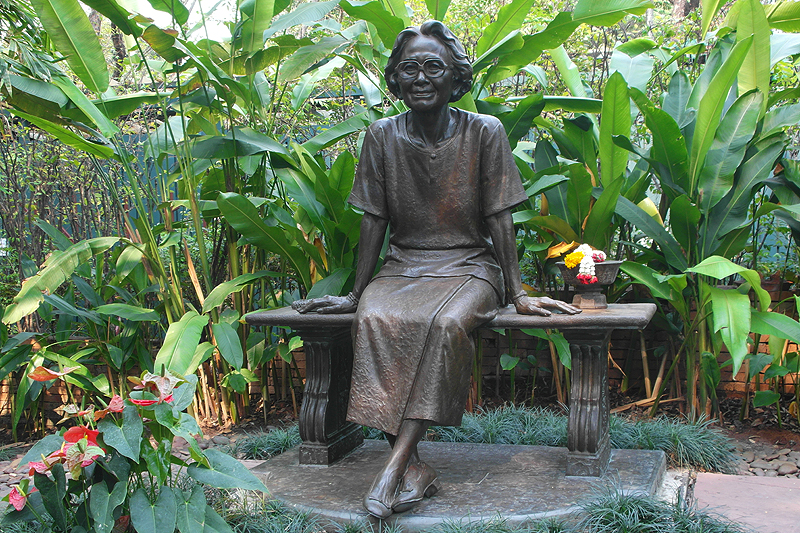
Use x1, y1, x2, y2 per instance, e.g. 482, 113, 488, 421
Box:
346, 275, 499, 435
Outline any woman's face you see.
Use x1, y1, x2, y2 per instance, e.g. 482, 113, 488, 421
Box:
396, 34, 454, 113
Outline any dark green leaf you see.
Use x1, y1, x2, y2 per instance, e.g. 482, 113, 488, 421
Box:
130, 486, 177, 533
187, 449, 268, 492
753, 390, 781, 407
212, 322, 243, 368
89, 479, 127, 533
500, 93, 544, 149
153, 311, 209, 376
30, 0, 109, 92
98, 404, 142, 462
339, 1, 404, 49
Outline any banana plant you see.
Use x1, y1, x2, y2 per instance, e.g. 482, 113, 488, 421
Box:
613, 0, 800, 419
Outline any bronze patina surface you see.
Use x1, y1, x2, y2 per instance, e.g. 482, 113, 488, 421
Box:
287, 21, 580, 519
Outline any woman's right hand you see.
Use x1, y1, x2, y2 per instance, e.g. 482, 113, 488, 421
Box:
291, 295, 358, 314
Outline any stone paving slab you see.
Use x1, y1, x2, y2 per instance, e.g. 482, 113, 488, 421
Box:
694, 473, 800, 533
250, 440, 666, 532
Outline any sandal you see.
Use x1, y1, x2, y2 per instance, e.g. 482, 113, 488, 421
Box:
392, 461, 440, 513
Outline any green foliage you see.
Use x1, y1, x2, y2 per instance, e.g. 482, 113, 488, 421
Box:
1, 369, 265, 533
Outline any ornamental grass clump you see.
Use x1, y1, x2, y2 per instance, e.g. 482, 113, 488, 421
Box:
229, 427, 302, 460
238, 407, 735, 472
576, 486, 751, 533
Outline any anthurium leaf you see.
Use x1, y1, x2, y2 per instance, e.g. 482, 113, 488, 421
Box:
500, 353, 520, 371
170, 376, 198, 413
30, 0, 109, 93
16, 434, 63, 471
89, 479, 127, 533
547, 332, 571, 369
175, 486, 206, 533
153, 311, 209, 376
34, 465, 67, 531
212, 322, 243, 368
98, 404, 142, 462
187, 449, 268, 492
130, 486, 177, 533
707, 286, 751, 374
95, 304, 160, 322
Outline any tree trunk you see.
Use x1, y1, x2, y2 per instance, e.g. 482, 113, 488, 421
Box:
672, 0, 700, 21
89, 9, 102, 34
111, 23, 127, 80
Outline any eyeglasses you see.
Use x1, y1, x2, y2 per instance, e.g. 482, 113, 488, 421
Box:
396, 59, 450, 80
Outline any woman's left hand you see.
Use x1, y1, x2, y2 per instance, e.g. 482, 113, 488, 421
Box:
514, 295, 581, 316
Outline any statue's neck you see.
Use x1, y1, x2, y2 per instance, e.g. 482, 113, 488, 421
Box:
407, 105, 454, 148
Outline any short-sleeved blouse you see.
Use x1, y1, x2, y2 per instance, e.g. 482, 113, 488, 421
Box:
347, 108, 528, 301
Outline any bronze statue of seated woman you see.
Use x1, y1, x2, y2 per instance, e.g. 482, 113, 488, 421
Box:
292, 21, 580, 519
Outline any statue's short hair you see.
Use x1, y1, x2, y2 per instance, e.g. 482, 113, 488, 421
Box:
385, 21, 473, 103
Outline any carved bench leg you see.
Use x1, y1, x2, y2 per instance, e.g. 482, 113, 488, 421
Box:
563, 329, 612, 477
296, 326, 363, 465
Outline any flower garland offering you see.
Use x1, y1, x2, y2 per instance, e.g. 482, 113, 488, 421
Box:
564, 244, 606, 284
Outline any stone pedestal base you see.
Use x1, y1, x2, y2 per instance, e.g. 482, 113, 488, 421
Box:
252, 440, 667, 532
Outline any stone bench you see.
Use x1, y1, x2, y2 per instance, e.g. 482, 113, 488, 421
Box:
246, 303, 655, 477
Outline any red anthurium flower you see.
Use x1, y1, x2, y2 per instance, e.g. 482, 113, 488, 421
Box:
28, 461, 49, 476
64, 426, 100, 447
95, 394, 125, 421
128, 398, 158, 407
8, 486, 36, 511
107, 395, 124, 412
28, 366, 80, 382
